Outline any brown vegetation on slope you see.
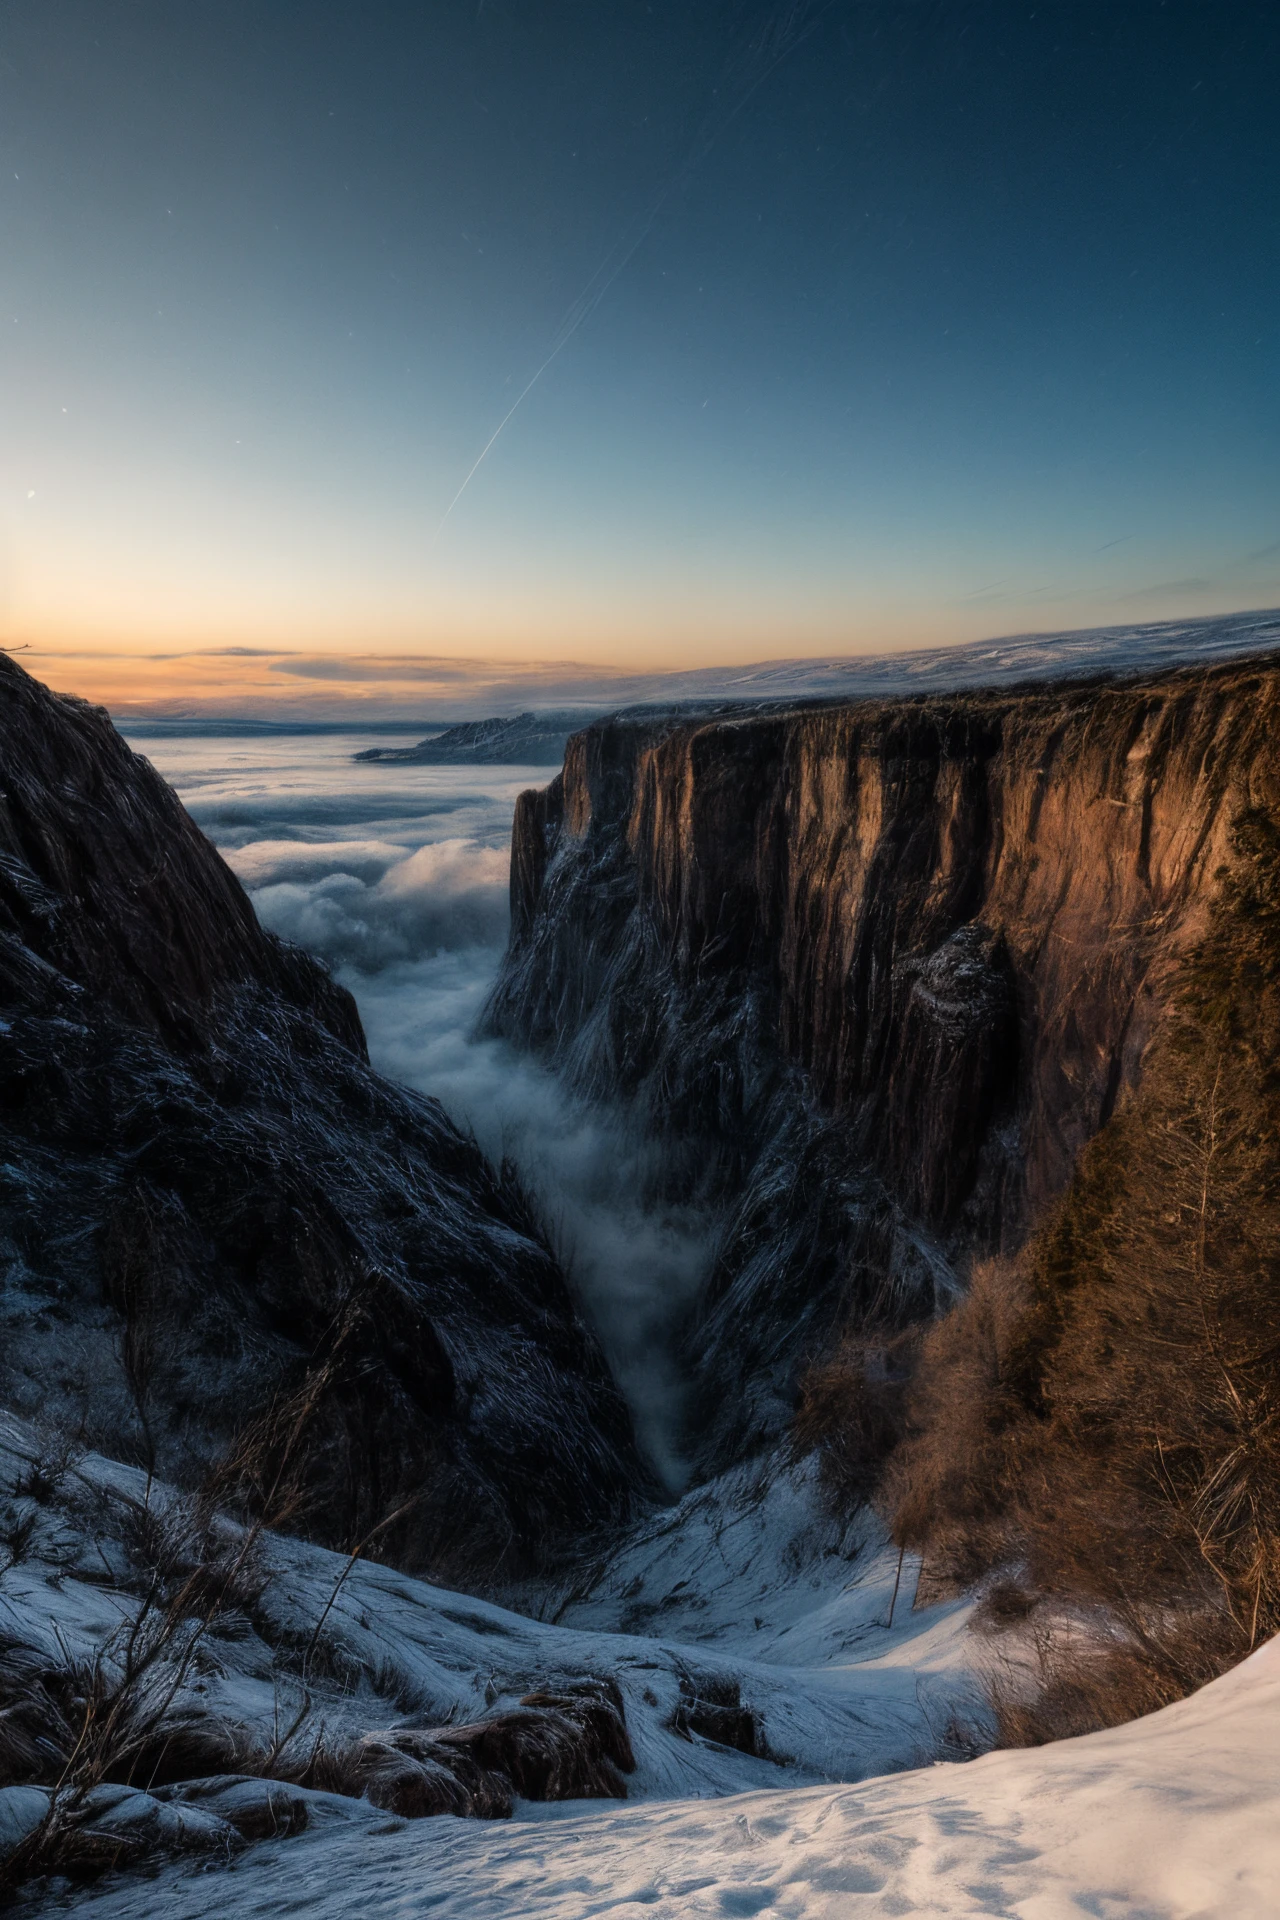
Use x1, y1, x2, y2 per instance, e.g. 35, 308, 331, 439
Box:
803, 808, 1280, 1738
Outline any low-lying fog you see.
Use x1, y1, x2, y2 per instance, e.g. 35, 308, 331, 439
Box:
128, 728, 711, 1492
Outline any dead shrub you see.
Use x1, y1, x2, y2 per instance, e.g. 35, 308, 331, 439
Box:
877, 1258, 1034, 1596
11, 1429, 83, 1507
115, 1492, 269, 1622
867, 807, 1280, 1731
986, 1610, 1231, 1748
794, 1325, 921, 1510
790, 811, 1280, 1739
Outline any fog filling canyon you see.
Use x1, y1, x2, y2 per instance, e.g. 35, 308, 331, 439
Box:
130, 728, 714, 1492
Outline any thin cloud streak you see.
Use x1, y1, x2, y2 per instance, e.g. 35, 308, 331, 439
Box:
430, 1, 829, 546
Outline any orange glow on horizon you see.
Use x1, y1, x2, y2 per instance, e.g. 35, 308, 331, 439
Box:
9, 621, 952, 721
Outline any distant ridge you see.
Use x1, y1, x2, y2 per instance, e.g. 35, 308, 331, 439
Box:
607, 605, 1280, 708
354, 709, 596, 765
90, 606, 1280, 730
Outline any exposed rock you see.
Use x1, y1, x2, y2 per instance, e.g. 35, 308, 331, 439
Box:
328, 1681, 634, 1817
671, 1673, 762, 1757
487, 652, 1280, 1466
0, 654, 642, 1573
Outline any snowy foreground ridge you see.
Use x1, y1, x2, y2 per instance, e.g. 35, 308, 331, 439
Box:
57, 1643, 1280, 1919
63, 1639, 1280, 1920
3, 1415, 1272, 1918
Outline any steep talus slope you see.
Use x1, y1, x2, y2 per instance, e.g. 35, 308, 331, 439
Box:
487, 653, 1280, 1463
0, 655, 641, 1574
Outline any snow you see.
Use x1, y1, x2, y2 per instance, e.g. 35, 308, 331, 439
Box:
6, 1414, 1275, 1916
0, 1786, 48, 1855
0, 1420, 980, 1837
16, 624, 1280, 1911
639, 605, 1280, 706
247, 1451, 984, 1801
57, 1639, 1280, 1918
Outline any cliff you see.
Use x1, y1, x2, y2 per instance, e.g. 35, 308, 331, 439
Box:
0, 655, 641, 1573
487, 653, 1280, 1465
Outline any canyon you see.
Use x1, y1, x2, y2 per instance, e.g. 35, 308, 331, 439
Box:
2, 635, 1279, 1907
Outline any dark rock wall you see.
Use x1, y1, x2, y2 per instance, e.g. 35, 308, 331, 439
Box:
488, 657, 1280, 1463
0, 657, 642, 1573
0, 657, 364, 1051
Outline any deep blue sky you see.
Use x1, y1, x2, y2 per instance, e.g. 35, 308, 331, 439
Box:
3, 0, 1278, 689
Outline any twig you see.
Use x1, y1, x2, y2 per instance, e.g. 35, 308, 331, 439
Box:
887, 1543, 906, 1629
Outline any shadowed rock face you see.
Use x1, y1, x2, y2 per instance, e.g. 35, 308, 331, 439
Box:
488, 655, 1280, 1466
0, 656, 642, 1574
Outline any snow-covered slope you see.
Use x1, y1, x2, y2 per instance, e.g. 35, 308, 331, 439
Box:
12, 1408, 1275, 1917
0, 1419, 980, 1793
622, 603, 1280, 705
57, 1594, 1280, 1916
0, 1416, 992, 1900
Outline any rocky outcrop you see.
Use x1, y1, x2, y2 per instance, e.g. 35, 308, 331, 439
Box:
487, 654, 1280, 1465
0, 655, 641, 1573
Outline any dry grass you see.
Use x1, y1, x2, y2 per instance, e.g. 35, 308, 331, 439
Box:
0, 1317, 380, 1894
794, 1326, 921, 1510
303, 1680, 634, 1819
800, 807, 1280, 1738
0, 1332, 635, 1895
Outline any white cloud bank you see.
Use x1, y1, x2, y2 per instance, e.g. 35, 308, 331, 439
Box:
138, 728, 714, 1489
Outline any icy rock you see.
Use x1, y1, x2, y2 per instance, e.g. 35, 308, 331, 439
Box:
155, 1775, 313, 1840
44, 1785, 240, 1873
0, 1784, 49, 1856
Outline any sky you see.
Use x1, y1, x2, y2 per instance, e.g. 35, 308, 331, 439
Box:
2, 0, 1278, 715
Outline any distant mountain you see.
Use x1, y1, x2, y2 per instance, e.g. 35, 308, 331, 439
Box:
354, 710, 596, 765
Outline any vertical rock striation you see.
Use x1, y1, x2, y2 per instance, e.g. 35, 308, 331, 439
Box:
487, 655, 1280, 1465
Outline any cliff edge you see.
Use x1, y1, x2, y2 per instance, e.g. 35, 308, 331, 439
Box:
488, 652, 1280, 1464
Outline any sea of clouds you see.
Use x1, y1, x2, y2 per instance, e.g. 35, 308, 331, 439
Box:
130, 729, 712, 1490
